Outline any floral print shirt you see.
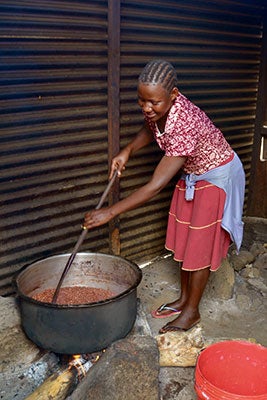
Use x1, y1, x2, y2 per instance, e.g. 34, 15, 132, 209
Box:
145, 93, 233, 174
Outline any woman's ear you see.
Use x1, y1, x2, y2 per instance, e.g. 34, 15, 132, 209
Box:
170, 87, 179, 101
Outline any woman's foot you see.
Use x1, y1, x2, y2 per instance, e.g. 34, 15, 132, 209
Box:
159, 309, 201, 333
151, 304, 181, 319
151, 298, 186, 319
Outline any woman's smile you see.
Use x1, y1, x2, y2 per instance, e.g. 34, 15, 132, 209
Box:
137, 82, 178, 123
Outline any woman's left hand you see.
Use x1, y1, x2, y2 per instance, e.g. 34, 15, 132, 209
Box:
83, 207, 113, 229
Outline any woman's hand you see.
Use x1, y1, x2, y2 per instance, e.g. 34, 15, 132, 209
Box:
84, 125, 155, 229
109, 148, 130, 179
109, 124, 153, 179
83, 207, 114, 229
83, 155, 185, 229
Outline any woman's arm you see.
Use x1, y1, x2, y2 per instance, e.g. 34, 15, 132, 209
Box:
126, 121, 154, 155
109, 122, 154, 178
84, 155, 186, 229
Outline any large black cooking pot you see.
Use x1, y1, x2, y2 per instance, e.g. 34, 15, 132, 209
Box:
14, 252, 142, 354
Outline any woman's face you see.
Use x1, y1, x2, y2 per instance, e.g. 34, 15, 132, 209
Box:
137, 82, 178, 123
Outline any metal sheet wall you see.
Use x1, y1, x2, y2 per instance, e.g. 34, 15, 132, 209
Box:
0, 0, 109, 294
119, 0, 265, 261
0, 0, 265, 294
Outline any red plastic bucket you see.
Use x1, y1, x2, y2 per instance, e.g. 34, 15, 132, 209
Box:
195, 340, 267, 400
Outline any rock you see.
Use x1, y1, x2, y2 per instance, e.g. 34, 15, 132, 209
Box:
0, 297, 39, 372
229, 250, 255, 272
156, 325, 205, 367
156, 325, 257, 367
0, 325, 41, 373
208, 258, 235, 299
68, 335, 159, 400
130, 298, 152, 336
249, 242, 267, 258
0, 345, 59, 400
254, 253, 267, 273
240, 265, 261, 279
247, 279, 267, 297
242, 217, 267, 248
0, 296, 59, 400
0, 296, 21, 331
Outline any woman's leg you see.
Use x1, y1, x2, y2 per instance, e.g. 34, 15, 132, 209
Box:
165, 267, 190, 308
153, 265, 190, 316
159, 267, 210, 332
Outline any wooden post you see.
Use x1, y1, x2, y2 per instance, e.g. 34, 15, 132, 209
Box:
108, 0, 121, 255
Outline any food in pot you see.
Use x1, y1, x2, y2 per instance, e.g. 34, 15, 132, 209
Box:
32, 286, 116, 305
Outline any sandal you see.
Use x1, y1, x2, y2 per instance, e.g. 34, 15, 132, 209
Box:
159, 319, 201, 334
151, 303, 181, 319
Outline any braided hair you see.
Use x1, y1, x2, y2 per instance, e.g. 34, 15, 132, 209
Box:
138, 59, 178, 93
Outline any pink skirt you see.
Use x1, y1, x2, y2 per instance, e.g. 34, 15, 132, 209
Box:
165, 179, 231, 271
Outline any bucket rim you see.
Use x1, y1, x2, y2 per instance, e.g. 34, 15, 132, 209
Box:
195, 340, 267, 399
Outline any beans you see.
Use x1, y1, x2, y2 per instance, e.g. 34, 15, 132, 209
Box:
32, 286, 116, 305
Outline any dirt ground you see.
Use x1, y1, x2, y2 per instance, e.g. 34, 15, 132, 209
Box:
138, 255, 267, 346
136, 253, 267, 400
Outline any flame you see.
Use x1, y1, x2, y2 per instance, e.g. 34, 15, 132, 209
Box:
67, 351, 103, 380
68, 355, 86, 378
68, 354, 95, 379
94, 355, 100, 363
68, 354, 81, 370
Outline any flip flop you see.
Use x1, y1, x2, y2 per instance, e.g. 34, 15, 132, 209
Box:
158, 319, 201, 334
151, 303, 181, 319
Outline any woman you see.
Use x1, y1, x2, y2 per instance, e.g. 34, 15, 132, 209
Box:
83, 59, 245, 333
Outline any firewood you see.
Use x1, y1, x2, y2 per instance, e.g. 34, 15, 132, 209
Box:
24, 367, 76, 400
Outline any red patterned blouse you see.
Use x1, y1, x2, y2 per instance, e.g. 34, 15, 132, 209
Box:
145, 93, 233, 175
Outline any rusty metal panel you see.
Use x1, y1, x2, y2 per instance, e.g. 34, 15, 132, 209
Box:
247, 10, 267, 217
0, 0, 109, 294
107, 0, 121, 255
1, 0, 266, 294
119, 0, 265, 262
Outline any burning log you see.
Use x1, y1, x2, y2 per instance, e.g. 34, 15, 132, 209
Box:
24, 367, 75, 400
24, 355, 93, 400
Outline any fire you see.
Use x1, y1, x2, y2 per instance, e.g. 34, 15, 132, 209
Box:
68, 354, 93, 379
67, 351, 103, 380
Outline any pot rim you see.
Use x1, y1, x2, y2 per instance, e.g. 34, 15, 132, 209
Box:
14, 252, 142, 309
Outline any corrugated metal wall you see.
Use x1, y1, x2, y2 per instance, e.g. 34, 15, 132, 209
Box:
0, 0, 265, 294
247, 9, 267, 217
0, 0, 110, 295
119, 0, 265, 261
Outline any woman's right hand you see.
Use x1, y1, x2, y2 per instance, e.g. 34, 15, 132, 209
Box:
109, 124, 153, 179
109, 148, 130, 179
